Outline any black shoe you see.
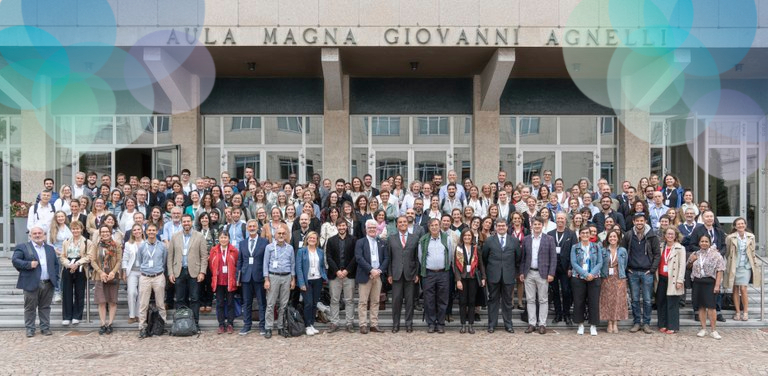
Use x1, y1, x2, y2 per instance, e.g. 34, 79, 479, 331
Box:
391, 325, 400, 333
468, 325, 475, 334
565, 317, 573, 326
693, 314, 700, 322
99, 326, 107, 335
552, 315, 563, 324
406, 325, 413, 333
445, 315, 453, 323
474, 312, 481, 322
26, 329, 34, 338
427, 326, 435, 334
106, 324, 113, 335
525, 325, 536, 334
139, 329, 148, 339
277, 329, 285, 337
487, 327, 495, 334
679, 300, 686, 308
265, 330, 272, 339
505, 326, 515, 333
41, 329, 52, 336
346, 324, 355, 333
717, 314, 726, 323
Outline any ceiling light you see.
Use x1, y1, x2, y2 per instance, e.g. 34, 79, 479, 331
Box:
246, 62, 256, 71
410, 61, 419, 71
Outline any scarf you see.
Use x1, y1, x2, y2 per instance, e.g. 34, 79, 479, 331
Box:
98, 238, 119, 273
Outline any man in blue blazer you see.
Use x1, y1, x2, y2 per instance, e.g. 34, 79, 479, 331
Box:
12, 226, 60, 338
355, 219, 390, 334
237, 220, 269, 336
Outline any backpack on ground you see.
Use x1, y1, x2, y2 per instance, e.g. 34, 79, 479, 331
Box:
170, 305, 198, 337
282, 305, 305, 337
146, 303, 166, 337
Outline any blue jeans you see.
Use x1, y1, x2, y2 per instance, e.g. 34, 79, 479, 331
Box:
242, 280, 267, 331
628, 271, 653, 325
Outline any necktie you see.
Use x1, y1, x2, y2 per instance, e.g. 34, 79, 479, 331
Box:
709, 229, 715, 243
401, 233, 406, 248
249, 238, 255, 255
500, 235, 505, 248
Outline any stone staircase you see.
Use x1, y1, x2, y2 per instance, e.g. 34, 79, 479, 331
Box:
0, 257, 766, 332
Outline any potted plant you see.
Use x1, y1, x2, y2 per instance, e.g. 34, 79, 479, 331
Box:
10, 200, 31, 244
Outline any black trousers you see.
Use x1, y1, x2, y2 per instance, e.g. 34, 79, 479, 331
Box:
571, 277, 601, 325
458, 277, 478, 324
175, 267, 201, 324
446, 270, 455, 317
215, 285, 235, 326
423, 270, 449, 328
391, 277, 416, 327
656, 276, 681, 331
551, 267, 572, 318
61, 267, 86, 321
200, 268, 214, 307
487, 281, 514, 329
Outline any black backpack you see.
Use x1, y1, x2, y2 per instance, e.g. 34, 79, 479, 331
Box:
282, 305, 305, 337
170, 305, 198, 337
145, 304, 166, 337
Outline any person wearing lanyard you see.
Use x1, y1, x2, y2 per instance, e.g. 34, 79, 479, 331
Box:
262, 223, 296, 339
548, 212, 577, 326
167, 214, 209, 330
59, 221, 90, 326
209, 231, 239, 334
570, 227, 603, 336
138, 224, 168, 339
688, 233, 725, 339
14, 226, 60, 338
237, 219, 269, 336
519, 217, 557, 335
355, 219, 390, 334
661, 174, 682, 208
655, 227, 686, 334
417, 219, 453, 334
724, 217, 761, 322
454, 228, 485, 334
648, 191, 669, 231
296, 231, 328, 336
598, 229, 628, 333
683, 210, 726, 322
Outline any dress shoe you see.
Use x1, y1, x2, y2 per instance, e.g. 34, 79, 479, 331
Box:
427, 326, 435, 334
370, 326, 382, 333
227, 325, 234, 334
106, 324, 113, 335
552, 316, 562, 324
525, 325, 536, 334
487, 327, 495, 334
391, 325, 400, 333
459, 325, 466, 334
505, 326, 515, 333
99, 325, 107, 335
217, 326, 225, 335
406, 325, 413, 333
328, 324, 340, 333
360, 325, 369, 334
538, 326, 546, 335
139, 329, 147, 339
445, 315, 453, 323
265, 330, 273, 339
565, 317, 573, 326
346, 324, 354, 333
26, 329, 34, 338
437, 327, 445, 334
41, 329, 52, 336
468, 325, 475, 334
716, 314, 726, 323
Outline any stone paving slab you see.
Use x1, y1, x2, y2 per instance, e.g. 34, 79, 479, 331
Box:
3, 328, 768, 375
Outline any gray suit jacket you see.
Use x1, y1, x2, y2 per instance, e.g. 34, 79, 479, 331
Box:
388, 231, 419, 281
482, 234, 519, 285
166, 230, 209, 278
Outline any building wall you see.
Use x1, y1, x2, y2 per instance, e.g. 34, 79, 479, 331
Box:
349, 78, 472, 114
201, 78, 324, 114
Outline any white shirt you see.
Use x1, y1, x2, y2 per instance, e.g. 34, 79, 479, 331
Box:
33, 242, 49, 281
531, 233, 542, 269
27, 202, 55, 235
498, 202, 510, 220
308, 250, 321, 280
367, 236, 380, 269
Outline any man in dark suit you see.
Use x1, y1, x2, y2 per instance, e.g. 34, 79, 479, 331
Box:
12, 226, 60, 337
388, 216, 420, 333
237, 219, 269, 336
519, 217, 557, 334
326, 220, 357, 333
355, 219, 390, 334
482, 220, 519, 333
548, 212, 577, 325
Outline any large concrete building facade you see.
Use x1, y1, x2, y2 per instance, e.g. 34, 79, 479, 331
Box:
0, 0, 766, 253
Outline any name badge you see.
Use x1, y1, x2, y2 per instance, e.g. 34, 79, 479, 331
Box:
249, 257, 254, 265
582, 263, 589, 271
556, 247, 561, 255
148, 260, 154, 268
182, 248, 188, 256
608, 267, 614, 276
271, 259, 279, 269
664, 200, 670, 206
298, 241, 303, 248
663, 265, 668, 273
222, 265, 228, 274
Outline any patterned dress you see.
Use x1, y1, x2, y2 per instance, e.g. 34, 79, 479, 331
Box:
599, 254, 628, 321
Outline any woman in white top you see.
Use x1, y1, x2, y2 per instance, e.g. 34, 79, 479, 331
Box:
554, 178, 568, 206
283, 204, 298, 231
49, 211, 72, 254
54, 185, 73, 215
319, 207, 340, 247
464, 185, 487, 219
121, 224, 144, 324
538, 207, 558, 233
295, 231, 327, 336
118, 197, 138, 234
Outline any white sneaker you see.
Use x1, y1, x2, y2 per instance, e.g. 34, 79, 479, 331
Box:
71, 319, 80, 325
590, 326, 598, 336
53, 292, 62, 304
305, 327, 314, 336
710, 331, 722, 340
311, 325, 320, 335
697, 329, 707, 337
577, 324, 585, 335
61, 320, 70, 326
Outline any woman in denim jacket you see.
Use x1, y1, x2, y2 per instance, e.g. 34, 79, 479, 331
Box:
599, 229, 628, 334
571, 226, 603, 336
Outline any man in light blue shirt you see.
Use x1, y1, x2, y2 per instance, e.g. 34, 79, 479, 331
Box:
162, 206, 183, 243
138, 223, 167, 338
262, 225, 295, 338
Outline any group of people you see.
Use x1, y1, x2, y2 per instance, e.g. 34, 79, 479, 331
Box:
13, 168, 761, 341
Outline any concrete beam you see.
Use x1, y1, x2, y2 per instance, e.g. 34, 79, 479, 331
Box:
623, 49, 690, 110
479, 48, 516, 111
321, 48, 343, 111
143, 47, 194, 112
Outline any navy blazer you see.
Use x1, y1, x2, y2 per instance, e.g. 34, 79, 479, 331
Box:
519, 233, 558, 279
12, 242, 60, 292
354, 236, 390, 284
237, 235, 269, 283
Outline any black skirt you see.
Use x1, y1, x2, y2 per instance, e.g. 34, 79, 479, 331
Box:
692, 277, 716, 309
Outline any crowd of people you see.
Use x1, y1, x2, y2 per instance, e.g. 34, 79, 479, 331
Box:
13, 168, 761, 340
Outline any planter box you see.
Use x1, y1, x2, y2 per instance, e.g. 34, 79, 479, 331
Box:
12, 217, 27, 245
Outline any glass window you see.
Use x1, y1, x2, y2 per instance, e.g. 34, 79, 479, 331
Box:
75, 116, 113, 144
454, 147, 471, 180
204, 117, 220, 145
305, 148, 323, 179
560, 117, 597, 145
277, 116, 304, 133
305, 116, 323, 145
369, 116, 401, 136
561, 151, 594, 189
417, 116, 449, 135
522, 159, 544, 184
203, 148, 220, 178
225, 116, 263, 144
415, 151, 445, 183
279, 157, 300, 179
230, 116, 261, 131
116, 116, 154, 145
600, 117, 617, 145
454, 116, 472, 145
499, 116, 516, 145
500, 147, 516, 180
9, 116, 21, 145
708, 121, 740, 145
265, 117, 302, 145
234, 154, 260, 180
375, 151, 408, 182
523, 151, 555, 185
650, 120, 664, 146
708, 148, 740, 216
266, 152, 299, 180
650, 148, 663, 177
350, 147, 369, 179
601, 148, 617, 187
519, 117, 556, 144
350, 116, 367, 145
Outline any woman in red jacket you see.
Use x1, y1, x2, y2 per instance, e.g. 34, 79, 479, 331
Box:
209, 231, 239, 334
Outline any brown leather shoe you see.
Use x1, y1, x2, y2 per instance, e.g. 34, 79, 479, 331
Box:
360, 325, 369, 334
370, 326, 382, 333
525, 325, 536, 334
538, 326, 546, 335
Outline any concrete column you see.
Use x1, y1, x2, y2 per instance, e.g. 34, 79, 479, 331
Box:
322, 75, 350, 180
618, 109, 650, 186
20, 110, 52, 202
171, 108, 200, 176
472, 75, 500, 185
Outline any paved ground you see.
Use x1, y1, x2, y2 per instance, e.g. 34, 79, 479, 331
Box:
4, 327, 768, 375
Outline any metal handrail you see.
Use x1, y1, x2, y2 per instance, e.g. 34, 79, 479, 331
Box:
754, 253, 767, 322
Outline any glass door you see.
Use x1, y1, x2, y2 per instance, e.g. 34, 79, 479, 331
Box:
153, 146, 180, 181
77, 149, 114, 187
561, 150, 596, 190
518, 151, 555, 185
